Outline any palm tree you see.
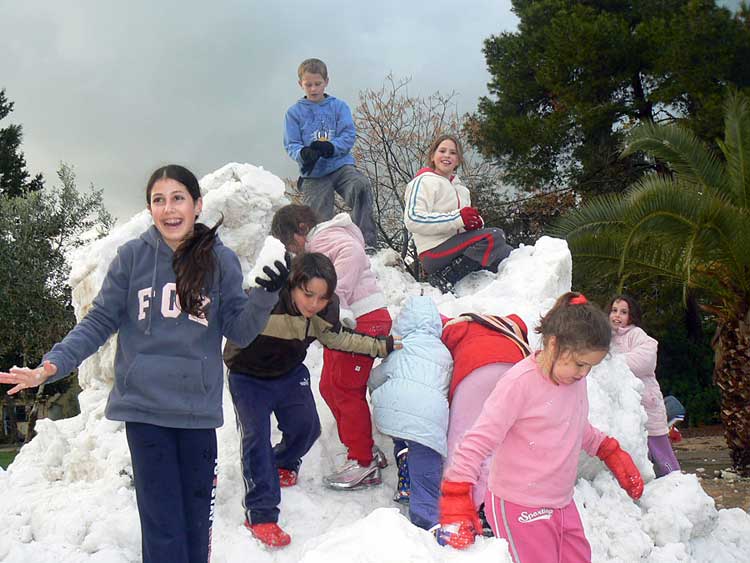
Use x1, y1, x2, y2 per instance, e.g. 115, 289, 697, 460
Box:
551, 91, 750, 474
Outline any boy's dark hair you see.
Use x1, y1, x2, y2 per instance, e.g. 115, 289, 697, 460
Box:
536, 292, 611, 357
425, 133, 464, 170
298, 58, 328, 80
607, 294, 643, 327
271, 204, 320, 248
288, 252, 336, 300
146, 164, 224, 318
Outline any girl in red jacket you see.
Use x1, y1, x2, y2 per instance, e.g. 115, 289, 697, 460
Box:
441, 313, 531, 512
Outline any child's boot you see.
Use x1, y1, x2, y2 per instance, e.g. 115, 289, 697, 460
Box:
277, 468, 298, 487
244, 521, 291, 548
373, 445, 388, 469
324, 458, 382, 490
392, 447, 410, 503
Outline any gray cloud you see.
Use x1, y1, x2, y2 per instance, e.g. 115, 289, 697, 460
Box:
1, 1, 518, 219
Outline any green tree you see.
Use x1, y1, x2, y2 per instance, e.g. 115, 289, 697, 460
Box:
470, 0, 750, 198
0, 88, 43, 198
551, 91, 750, 473
0, 164, 113, 441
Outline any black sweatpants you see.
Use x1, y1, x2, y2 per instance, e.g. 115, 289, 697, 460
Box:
126, 422, 217, 563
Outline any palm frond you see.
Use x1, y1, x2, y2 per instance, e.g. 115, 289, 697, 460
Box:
548, 193, 627, 239
622, 121, 726, 191
717, 90, 750, 210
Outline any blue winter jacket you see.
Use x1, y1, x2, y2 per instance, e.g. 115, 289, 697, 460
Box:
368, 296, 452, 456
283, 94, 357, 178
43, 226, 279, 429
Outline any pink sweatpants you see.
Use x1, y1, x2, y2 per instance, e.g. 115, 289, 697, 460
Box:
485, 493, 591, 563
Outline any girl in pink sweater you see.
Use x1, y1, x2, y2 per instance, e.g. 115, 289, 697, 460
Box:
272, 204, 392, 489
439, 293, 643, 562
609, 294, 680, 477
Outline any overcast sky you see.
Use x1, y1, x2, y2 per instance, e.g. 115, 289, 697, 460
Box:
1, 0, 520, 220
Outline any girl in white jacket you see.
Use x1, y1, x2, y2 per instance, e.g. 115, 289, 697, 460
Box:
403, 134, 512, 293
609, 294, 681, 477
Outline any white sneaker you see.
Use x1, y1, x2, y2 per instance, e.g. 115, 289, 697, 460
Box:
324, 459, 382, 490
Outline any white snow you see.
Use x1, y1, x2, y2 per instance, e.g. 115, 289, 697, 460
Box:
1, 162, 748, 562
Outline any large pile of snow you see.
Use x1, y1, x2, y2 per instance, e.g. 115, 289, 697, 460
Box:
1, 163, 748, 563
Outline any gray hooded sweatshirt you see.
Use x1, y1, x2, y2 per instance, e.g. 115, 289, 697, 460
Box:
44, 225, 278, 429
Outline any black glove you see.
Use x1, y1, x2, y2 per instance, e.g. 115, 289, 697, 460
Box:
255, 253, 291, 292
310, 140, 335, 158
300, 147, 321, 175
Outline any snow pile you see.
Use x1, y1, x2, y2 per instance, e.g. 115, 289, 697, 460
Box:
1, 162, 749, 563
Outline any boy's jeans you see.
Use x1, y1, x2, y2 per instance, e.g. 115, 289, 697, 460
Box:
300, 165, 377, 247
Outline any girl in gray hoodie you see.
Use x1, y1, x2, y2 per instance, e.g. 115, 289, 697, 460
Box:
0, 164, 286, 563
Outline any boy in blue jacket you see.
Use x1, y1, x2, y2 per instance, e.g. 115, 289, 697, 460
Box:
283, 58, 377, 250
368, 296, 453, 534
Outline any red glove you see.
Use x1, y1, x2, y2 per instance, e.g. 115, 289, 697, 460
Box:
596, 437, 644, 499
438, 481, 481, 549
459, 207, 484, 231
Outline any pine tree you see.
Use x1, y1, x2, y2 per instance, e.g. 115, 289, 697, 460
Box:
0, 88, 43, 198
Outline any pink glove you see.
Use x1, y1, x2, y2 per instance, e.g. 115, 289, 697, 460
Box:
438, 481, 481, 549
597, 436, 644, 499
459, 207, 483, 231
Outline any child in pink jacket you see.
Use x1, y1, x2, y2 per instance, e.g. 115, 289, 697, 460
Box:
609, 294, 680, 477
272, 204, 392, 489
439, 293, 643, 562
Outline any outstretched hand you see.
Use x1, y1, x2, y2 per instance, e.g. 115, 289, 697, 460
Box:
0, 360, 57, 395
255, 252, 291, 293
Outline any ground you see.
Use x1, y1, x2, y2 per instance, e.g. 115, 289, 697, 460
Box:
673, 424, 750, 512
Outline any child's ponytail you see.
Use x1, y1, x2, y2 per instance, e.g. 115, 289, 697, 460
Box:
146, 164, 222, 318
536, 291, 611, 356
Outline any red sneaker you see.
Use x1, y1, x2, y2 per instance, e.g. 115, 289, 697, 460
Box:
278, 468, 298, 487
245, 521, 291, 548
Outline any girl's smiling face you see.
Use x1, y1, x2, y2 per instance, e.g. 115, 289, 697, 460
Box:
291, 277, 330, 318
609, 299, 631, 328
148, 178, 202, 251
431, 139, 460, 178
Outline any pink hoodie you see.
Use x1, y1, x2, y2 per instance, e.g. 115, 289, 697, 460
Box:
611, 325, 669, 436
444, 354, 605, 508
305, 213, 387, 319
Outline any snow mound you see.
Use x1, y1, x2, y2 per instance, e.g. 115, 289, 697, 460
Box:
1, 162, 748, 563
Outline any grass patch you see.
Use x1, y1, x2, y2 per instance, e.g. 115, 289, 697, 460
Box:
0, 448, 19, 469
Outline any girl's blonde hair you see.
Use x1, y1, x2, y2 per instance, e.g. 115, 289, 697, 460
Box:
425, 134, 464, 170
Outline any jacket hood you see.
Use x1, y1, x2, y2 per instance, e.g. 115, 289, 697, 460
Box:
307, 212, 355, 237
414, 167, 457, 183
297, 94, 337, 107
395, 296, 442, 338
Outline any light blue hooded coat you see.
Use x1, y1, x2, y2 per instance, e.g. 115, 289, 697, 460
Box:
368, 296, 452, 456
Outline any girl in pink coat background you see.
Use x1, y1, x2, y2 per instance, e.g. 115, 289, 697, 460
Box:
608, 294, 681, 477
272, 204, 392, 489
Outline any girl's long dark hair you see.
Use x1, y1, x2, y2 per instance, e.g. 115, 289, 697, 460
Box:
607, 294, 643, 327
146, 164, 223, 318
536, 291, 611, 356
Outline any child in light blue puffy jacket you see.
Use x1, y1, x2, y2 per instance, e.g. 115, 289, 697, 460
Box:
368, 296, 453, 533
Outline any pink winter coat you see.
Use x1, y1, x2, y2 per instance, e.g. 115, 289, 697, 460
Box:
611, 325, 669, 436
305, 213, 387, 321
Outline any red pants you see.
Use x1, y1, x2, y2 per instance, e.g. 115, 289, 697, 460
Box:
320, 308, 392, 465
485, 493, 591, 563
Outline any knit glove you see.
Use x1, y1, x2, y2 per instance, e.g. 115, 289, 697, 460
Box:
300, 147, 321, 174
255, 253, 291, 293
596, 436, 644, 499
310, 140, 335, 158
438, 481, 481, 549
459, 207, 484, 231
